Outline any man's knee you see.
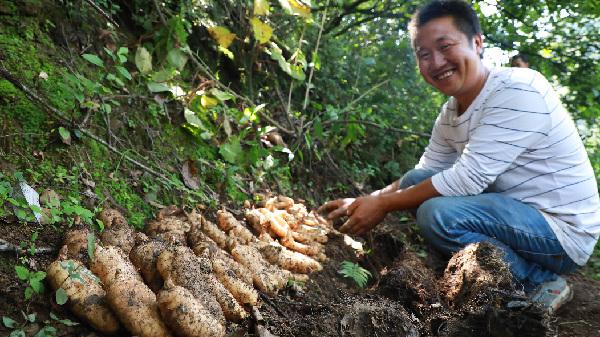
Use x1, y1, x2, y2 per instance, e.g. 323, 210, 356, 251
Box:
416, 197, 448, 237
399, 168, 437, 189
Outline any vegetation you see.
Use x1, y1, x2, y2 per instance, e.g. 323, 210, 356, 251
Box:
0, 0, 599, 331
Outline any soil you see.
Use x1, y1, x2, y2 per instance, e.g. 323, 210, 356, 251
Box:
1, 217, 600, 337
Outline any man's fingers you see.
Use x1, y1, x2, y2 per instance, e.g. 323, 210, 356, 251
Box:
318, 200, 341, 213
328, 207, 348, 220
339, 217, 356, 234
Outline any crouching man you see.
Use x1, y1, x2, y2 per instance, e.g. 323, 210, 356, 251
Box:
320, 0, 600, 314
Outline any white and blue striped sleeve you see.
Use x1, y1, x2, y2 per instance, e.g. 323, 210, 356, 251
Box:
432, 84, 552, 196
416, 114, 458, 173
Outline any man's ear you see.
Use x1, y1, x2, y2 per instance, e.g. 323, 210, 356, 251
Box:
473, 34, 484, 58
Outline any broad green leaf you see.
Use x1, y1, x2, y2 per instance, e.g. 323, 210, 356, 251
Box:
254, 0, 270, 15
33, 325, 57, 337
219, 139, 243, 164
115, 66, 132, 80
55, 288, 68, 305
311, 51, 321, 70
82, 54, 104, 67
24, 287, 34, 300
29, 278, 45, 294
2, 316, 17, 328
209, 88, 235, 102
15, 266, 29, 280
135, 47, 152, 74
30, 271, 46, 282
184, 108, 203, 128
58, 127, 71, 145
167, 48, 189, 71
250, 18, 273, 44
147, 82, 171, 93
200, 95, 219, 108
10, 330, 25, 337
208, 26, 236, 49
151, 69, 176, 82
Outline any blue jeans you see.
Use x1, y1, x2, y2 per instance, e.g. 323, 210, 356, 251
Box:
400, 168, 579, 291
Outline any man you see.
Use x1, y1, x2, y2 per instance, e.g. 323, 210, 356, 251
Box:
319, 0, 599, 314
511, 53, 530, 68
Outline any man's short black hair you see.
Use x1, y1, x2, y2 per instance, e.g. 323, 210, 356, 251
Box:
511, 53, 529, 63
409, 0, 483, 43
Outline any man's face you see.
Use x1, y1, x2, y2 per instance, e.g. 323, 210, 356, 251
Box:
414, 16, 484, 99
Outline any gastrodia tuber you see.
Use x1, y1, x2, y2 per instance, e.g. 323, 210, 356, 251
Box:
158, 279, 226, 337
46, 246, 120, 335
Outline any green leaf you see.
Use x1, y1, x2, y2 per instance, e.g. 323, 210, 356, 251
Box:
311, 51, 321, 70
167, 48, 189, 71
254, 0, 270, 15
250, 17, 273, 44
338, 261, 371, 288
147, 82, 171, 93
2, 316, 17, 328
30, 271, 46, 282
184, 108, 203, 128
55, 288, 68, 305
33, 325, 57, 337
115, 66, 132, 80
135, 47, 152, 74
87, 232, 96, 260
24, 287, 34, 300
10, 330, 25, 337
209, 88, 235, 102
58, 127, 71, 145
151, 69, 176, 82
82, 54, 104, 67
15, 266, 29, 281
26, 313, 36, 323
29, 278, 44, 294
219, 138, 243, 164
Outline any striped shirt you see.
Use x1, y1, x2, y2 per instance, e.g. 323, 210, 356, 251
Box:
416, 67, 600, 265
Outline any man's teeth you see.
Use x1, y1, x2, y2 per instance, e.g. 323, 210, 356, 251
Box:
437, 71, 454, 80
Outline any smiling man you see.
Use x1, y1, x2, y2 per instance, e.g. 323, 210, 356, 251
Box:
319, 0, 600, 314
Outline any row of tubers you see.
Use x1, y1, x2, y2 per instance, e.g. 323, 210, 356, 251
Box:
46, 196, 331, 337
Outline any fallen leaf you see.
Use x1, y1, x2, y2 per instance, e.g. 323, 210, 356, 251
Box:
181, 160, 200, 190
40, 189, 61, 208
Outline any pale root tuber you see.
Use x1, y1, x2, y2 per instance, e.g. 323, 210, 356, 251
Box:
47, 251, 120, 335
106, 278, 173, 337
158, 279, 226, 337
90, 245, 142, 287
129, 233, 167, 292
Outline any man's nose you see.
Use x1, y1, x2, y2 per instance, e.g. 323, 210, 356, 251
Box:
431, 51, 447, 68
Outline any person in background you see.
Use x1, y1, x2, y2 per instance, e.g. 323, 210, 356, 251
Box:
511, 53, 530, 68
320, 0, 599, 314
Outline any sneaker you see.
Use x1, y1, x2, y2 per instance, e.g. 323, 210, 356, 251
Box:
529, 276, 573, 314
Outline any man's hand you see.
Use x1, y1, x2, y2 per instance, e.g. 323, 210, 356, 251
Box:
318, 198, 356, 220
340, 195, 387, 235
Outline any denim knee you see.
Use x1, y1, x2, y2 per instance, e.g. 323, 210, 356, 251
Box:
416, 197, 451, 244
399, 168, 438, 189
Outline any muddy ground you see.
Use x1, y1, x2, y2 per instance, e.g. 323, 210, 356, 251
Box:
1, 215, 599, 337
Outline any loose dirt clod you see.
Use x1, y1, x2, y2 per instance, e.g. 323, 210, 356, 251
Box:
439, 242, 513, 308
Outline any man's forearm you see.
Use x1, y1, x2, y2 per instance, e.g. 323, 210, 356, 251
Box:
370, 179, 401, 197
378, 178, 441, 212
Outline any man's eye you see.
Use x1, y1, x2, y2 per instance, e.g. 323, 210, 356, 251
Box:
440, 44, 451, 51
419, 53, 430, 60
